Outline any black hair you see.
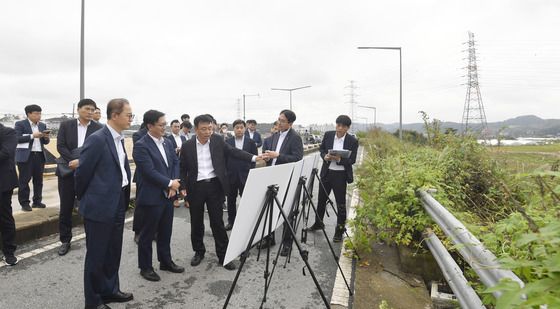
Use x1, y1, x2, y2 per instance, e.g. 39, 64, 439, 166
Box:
220, 123, 229, 128
194, 114, 214, 128
204, 114, 217, 125
280, 109, 296, 124
170, 119, 180, 126
77, 98, 97, 109
181, 121, 193, 129
24, 104, 42, 115
336, 115, 352, 127
246, 119, 257, 125
106, 98, 129, 119
273, 120, 278, 126
143, 109, 165, 126
181, 114, 190, 121
232, 119, 246, 128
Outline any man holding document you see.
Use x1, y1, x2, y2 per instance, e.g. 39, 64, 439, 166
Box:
133, 110, 184, 282
307, 115, 359, 242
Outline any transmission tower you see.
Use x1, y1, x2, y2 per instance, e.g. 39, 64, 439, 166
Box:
461, 31, 488, 136
345, 80, 358, 121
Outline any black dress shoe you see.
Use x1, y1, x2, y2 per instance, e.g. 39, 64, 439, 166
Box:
190, 253, 205, 266
102, 290, 134, 303
225, 223, 233, 231
85, 304, 111, 309
58, 242, 71, 256
4, 255, 18, 266
160, 261, 185, 273
21, 204, 32, 212
140, 269, 161, 282
306, 222, 324, 231
32, 202, 46, 208
280, 245, 291, 257
222, 261, 237, 271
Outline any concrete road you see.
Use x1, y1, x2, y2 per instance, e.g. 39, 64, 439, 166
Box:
1, 181, 346, 309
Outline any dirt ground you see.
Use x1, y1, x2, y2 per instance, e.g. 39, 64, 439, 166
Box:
353, 242, 432, 309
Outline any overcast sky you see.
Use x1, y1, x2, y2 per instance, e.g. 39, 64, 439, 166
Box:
1, 0, 559, 125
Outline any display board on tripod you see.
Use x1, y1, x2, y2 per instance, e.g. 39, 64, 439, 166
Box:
224, 162, 297, 265
302, 153, 319, 187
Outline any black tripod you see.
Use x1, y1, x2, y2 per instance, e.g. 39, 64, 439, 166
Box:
305, 167, 360, 260
223, 185, 330, 309
271, 176, 353, 295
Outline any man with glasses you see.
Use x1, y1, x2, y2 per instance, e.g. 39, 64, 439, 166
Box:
56, 99, 103, 256
76, 99, 134, 309
14, 104, 50, 212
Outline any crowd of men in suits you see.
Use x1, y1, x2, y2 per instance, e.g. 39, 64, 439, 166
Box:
0, 98, 358, 309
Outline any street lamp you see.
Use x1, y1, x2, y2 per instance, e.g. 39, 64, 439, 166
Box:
358, 105, 376, 129
271, 85, 311, 110
242, 93, 259, 121
356, 116, 368, 132
357, 46, 402, 140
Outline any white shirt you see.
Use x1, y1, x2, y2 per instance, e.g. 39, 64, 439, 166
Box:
107, 124, 129, 188
272, 129, 290, 166
196, 138, 217, 181
248, 130, 255, 139
234, 136, 244, 150
77, 119, 91, 148
329, 133, 346, 171
28, 119, 42, 152
172, 133, 182, 149
148, 133, 169, 167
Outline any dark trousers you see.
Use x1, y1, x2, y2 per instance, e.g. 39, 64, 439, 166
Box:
0, 189, 16, 256
17, 153, 45, 206
83, 191, 126, 307
137, 202, 174, 270
226, 177, 246, 225
189, 179, 228, 261
58, 175, 76, 243
316, 170, 348, 225
132, 203, 143, 233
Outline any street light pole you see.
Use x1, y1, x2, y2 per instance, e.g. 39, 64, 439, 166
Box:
358, 105, 376, 129
80, 0, 85, 100
357, 46, 402, 140
242, 93, 259, 121
271, 85, 311, 110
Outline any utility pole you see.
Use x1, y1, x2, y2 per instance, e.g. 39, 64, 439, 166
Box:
461, 31, 488, 136
242, 93, 259, 121
344, 81, 358, 122
236, 98, 241, 119
80, 0, 85, 100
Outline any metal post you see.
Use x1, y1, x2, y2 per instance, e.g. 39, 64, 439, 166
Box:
243, 94, 246, 121
271, 86, 311, 111
358, 105, 376, 130
289, 91, 292, 110
80, 0, 85, 100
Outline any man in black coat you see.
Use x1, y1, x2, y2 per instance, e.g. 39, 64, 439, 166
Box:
0, 123, 19, 266
56, 99, 102, 256
261, 110, 304, 255
179, 114, 259, 270
307, 115, 359, 242
14, 104, 50, 211
244, 119, 262, 148
225, 119, 258, 230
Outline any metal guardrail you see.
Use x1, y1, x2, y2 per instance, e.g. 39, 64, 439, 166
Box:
418, 189, 524, 301
423, 228, 486, 308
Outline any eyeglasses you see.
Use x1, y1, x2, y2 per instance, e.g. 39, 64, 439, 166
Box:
126, 114, 135, 120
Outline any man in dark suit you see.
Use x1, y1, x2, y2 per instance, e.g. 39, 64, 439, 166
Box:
179, 114, 259, 270
261, 121, 279, 152
307, 115, 359, 242
0, 123, 19, 266
225, 119, 258, 231
56, 99, 103, 256
261, 110, 304, 254
14, 104, 50, 211
245, 119, 262, 148
166, 119, 187, 156
75, 99, 134, 309
133, 110, 184, 282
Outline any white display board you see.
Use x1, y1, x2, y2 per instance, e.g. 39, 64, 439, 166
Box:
224, 162, 297, 265
274, 160, 304, 229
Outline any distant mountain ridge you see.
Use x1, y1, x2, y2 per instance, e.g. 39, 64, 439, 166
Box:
357, 115, 560, 138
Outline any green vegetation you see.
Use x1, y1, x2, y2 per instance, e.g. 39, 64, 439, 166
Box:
352, 117, 560, 308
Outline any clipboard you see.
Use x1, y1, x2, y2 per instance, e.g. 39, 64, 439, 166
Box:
328, 149, 351, 159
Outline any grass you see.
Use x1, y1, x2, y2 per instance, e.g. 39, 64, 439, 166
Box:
491, 143, 560, 153
488, 143, 560, 174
